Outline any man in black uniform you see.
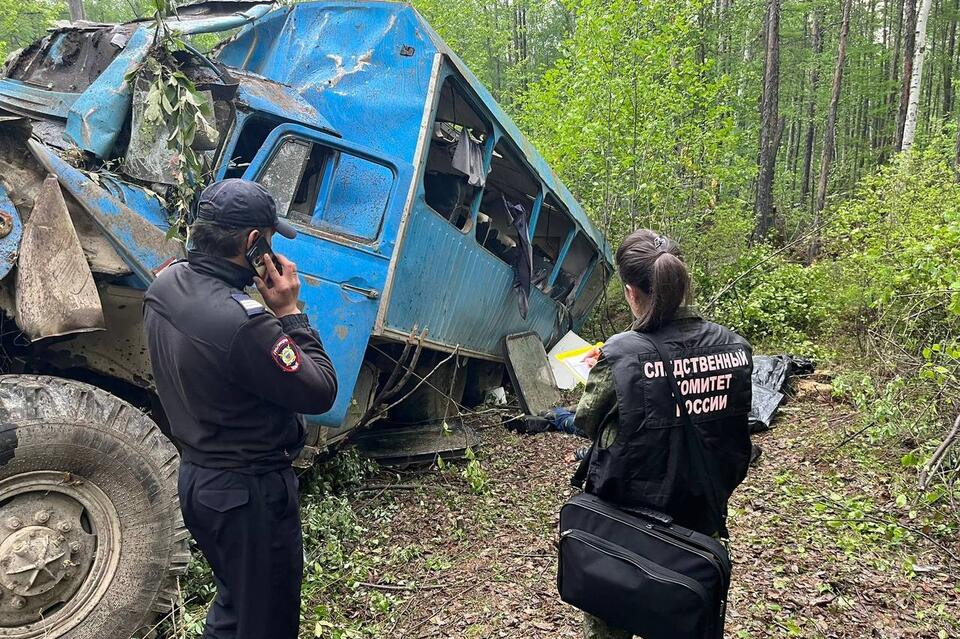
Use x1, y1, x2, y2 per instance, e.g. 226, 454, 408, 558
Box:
144, 178, 338, 639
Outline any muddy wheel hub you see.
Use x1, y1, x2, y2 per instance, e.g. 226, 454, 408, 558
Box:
0, 472, 116, 637
1, 526, 79, 598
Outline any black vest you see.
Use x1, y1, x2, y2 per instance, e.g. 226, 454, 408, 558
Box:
586, 316, 753, 535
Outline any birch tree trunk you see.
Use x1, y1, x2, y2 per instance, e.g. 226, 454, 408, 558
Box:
755, 0, 781, 240
902, 0, 935, 150
896, 0, 919, 149
947, 0, 959, 115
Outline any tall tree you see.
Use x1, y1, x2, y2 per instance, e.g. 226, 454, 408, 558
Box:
903, 0, 936, 150
896, 0, 919, 149
755, 0, 781, 239
801, 11, 823, 204
67, 0, 84, 21
945, 0, 959, 115
812, 0, 854, 258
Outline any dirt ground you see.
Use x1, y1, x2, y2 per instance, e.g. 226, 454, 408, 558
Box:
312, 393, 960, 638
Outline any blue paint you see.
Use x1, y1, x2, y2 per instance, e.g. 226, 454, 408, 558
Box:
233, 72, 334, 133
0, 79, 78, 120
214, 2, 613, 375
65, 27, 153, 159
28, 140, 179, 285
527, 190, 544, 241
0, 185, 23, 281
241, 122, 412, 427
17, 1, 612, 436
167, 3, 272, 35
60, 6, 273, 159
48, 33, 69, 65
548, 229, 577, 289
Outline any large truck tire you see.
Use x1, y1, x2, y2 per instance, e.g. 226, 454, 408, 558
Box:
0, 376, 189, 638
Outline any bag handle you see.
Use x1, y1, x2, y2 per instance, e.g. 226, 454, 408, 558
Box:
646, 335, 729, 538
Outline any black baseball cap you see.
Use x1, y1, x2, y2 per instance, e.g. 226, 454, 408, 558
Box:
196, 178, 297, 239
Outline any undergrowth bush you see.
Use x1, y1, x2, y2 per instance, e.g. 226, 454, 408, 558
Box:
587, 141, 960, 493
706, 248, 831, 355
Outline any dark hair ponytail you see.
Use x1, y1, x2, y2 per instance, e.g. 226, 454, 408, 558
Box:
614, 229, 691, 332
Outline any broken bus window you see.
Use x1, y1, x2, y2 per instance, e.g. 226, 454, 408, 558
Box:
423, 77, 490, 231
254, 135, 392, 241
476, 139, 539, 268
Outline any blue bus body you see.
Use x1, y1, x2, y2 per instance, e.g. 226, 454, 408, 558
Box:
0, 1, 612, 448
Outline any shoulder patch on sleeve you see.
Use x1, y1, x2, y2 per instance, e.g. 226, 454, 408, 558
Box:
271, 336, 302, 372
230, 293, 266, 317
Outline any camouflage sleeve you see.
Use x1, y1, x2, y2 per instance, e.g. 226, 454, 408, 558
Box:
573, 354, 617, 441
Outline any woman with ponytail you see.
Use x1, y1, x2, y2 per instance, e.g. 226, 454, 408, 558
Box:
573, 230, 754, 639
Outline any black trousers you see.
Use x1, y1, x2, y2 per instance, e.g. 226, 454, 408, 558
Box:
179, 462, 303, 639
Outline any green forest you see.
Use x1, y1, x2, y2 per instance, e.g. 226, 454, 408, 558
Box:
412, 0, 960, 490
416, 0, 960, 486
1, 0, 958, 636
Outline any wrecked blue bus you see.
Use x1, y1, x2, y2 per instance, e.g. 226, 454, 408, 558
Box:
0, 1, 611, 634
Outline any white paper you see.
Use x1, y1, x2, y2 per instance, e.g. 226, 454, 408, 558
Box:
547, 331, 592, 390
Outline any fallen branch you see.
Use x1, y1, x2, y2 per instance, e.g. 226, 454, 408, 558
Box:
362, 347, 462, 425
704, 219, 829, 312
351, 484, 422, 493
920, 414, 960, 490
358, 581, 445, 592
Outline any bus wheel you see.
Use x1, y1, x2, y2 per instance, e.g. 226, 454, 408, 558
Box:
0, 376, 189, 639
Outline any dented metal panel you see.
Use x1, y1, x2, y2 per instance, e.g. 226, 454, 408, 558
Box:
233, 71, 331, 132
217, 3, 433, 187
240, 122, 411, 428
0, 184, 23, 281
162, 2, 272, 35
0, 1, 612, 443
0, 80, 78, 120
64, 27, 153, 158
16, 177, 104, 341
27, 139, 184, 284
215, 3, 610, 363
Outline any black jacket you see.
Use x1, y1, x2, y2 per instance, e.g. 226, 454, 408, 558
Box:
143, 252, 338, 473
581, 312, 752, 535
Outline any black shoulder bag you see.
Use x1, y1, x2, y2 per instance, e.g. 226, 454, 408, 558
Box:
558, 334, 732, 639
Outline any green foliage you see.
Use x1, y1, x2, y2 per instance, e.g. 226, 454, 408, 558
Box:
461, 446, 490, 495
302, 447, 379, 496
517, 0, 748, 243
128, 5, 219, 240
706, 248, 830, 354
0, 0, 65, 60
823, 145, 960, 352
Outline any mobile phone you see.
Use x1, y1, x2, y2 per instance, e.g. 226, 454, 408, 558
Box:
245, 235, 283, 278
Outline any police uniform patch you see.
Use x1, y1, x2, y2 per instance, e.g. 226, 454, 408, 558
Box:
271, 336, 301, 372
230, 293, 266, 317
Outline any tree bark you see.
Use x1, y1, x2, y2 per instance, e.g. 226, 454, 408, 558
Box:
903, 0, 936, 150
949, 0, 960, 115
896, 0, 919, 149
801, 12, 822, 204
68, 0, 85, 21
811, 0, 853, 260
755, 0, 781, 240
955, 120, 960, 176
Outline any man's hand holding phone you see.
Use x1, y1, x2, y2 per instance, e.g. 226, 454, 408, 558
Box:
254, 254, 301, 317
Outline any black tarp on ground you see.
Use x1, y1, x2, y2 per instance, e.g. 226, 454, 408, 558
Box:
749, 355, 815, 432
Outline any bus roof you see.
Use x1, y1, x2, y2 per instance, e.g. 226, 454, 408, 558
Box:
214, 0, 613, 264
